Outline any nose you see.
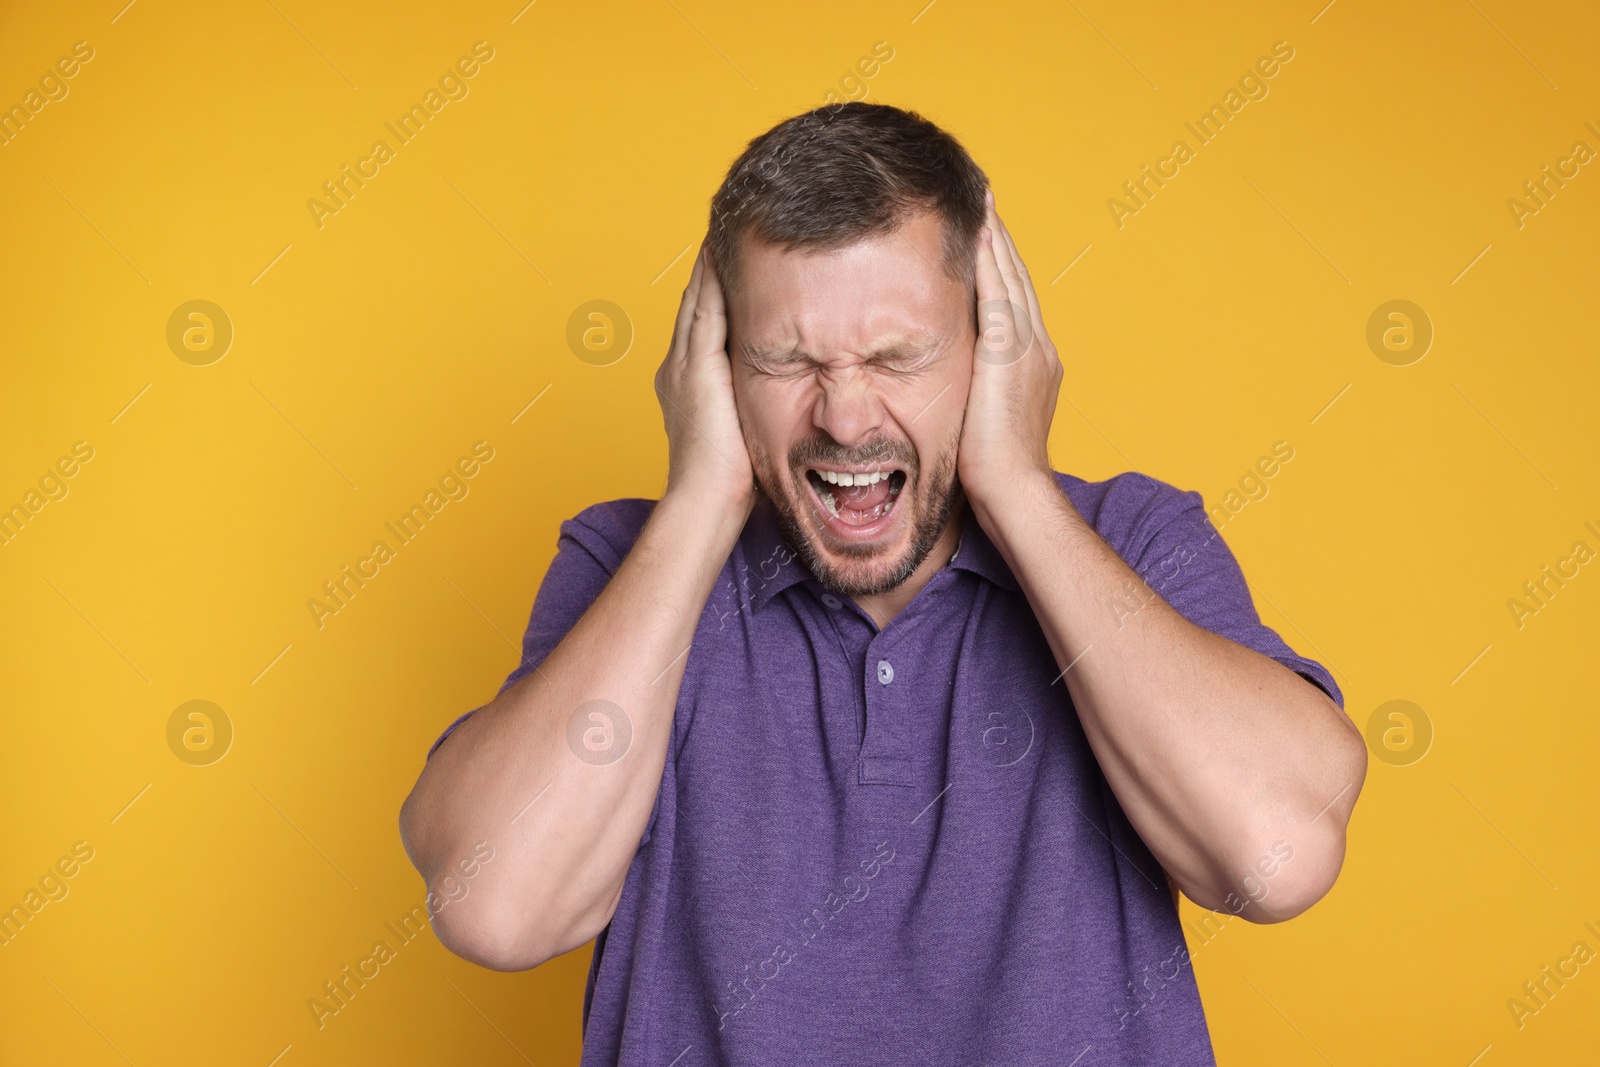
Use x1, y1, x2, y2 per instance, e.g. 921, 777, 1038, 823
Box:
811, 365, 884, 450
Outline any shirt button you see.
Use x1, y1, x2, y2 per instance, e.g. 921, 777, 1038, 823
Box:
821, 593, 842, 609
877, 659, 894, 685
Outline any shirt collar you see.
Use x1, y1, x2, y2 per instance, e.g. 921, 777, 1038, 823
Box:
738, 493, 814, 613
738, 492, 1019, 614
947, 501, 1021, 593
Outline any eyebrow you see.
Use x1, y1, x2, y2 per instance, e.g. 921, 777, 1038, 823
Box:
741, 336, 943, 365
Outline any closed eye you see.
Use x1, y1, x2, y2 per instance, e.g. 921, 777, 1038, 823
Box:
742, 337, 946, 378
747, 355, 815, 379
870, 352, 938, 376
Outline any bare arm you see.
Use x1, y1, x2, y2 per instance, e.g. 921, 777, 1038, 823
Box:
399, 241, 751, 970
978, 472, 1365, 922
960, 192, 1366, 923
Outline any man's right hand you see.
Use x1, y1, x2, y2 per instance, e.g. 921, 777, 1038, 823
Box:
398, 239, 760, 972
654, 240, 756, 518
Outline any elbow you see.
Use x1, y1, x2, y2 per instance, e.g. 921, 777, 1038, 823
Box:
396, 788, 555, 971
397, 787, 430, 875
429, 888, 553, 972
430, 878, 616, 971
406, 831, 617, 971
1248, 709, 1368, 922
1238, 820, 1348, 923
1242, 765, 1367, 921
396, 758, 619, 971
1189, 737, 1367, 924
1178, 823, 1348, 924
1174, 709, 1367, 923
1177, 836, 1339, 925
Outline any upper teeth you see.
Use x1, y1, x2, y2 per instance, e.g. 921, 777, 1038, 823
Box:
816, 470, 889, 486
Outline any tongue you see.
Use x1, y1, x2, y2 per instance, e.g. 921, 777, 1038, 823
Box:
836, 478, 893, 520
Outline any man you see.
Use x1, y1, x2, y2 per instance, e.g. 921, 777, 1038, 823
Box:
399, 102, 1366, 1065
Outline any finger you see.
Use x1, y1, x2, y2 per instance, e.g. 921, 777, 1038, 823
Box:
992, 210, 1045, 349
686, 240, 728, 363
669, 239, 708, 364
973, 225, 1026, 367
974, 216, 1010, 311
982, 192, 1026, 315
990, 199, 1055, 375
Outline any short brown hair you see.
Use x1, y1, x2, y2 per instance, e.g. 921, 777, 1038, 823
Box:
708, 102, 990, 311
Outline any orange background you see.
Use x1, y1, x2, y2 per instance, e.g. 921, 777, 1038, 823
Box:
2, 1, 1597, 1064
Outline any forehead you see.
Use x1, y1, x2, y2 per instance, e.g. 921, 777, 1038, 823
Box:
730, 210, 966, 362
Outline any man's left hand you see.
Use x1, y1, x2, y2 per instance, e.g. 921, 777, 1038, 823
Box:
957, 188, 1064, 518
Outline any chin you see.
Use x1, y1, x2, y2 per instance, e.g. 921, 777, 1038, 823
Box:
762, 447, 959, 600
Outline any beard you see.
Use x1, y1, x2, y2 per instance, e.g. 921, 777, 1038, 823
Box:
748, 430, 962, 598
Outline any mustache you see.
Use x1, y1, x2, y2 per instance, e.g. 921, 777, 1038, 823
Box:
787, 436, 917, 475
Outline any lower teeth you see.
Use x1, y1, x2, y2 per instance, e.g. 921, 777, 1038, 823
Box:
814, 473, 902, 526
820, 492, 889, 525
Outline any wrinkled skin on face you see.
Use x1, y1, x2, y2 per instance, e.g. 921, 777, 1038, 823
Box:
728, 210, 977, 598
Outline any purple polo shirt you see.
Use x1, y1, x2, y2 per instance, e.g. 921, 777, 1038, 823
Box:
428, 469, 1341, 1065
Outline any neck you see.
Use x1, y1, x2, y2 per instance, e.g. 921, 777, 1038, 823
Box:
852, 493, 967, 630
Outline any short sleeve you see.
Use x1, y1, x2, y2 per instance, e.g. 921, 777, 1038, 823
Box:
1108, 473, 1343, 709
425, 500, 656, 759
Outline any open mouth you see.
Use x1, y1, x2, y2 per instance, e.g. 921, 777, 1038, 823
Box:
803, 466, 907, 534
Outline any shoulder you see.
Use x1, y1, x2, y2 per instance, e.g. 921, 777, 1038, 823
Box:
557, 497, 659, 573
1051, 469, 1209, 561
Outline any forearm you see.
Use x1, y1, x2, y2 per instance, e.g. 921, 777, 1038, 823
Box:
399, 486, 747, 967
972, 472, 1366, 921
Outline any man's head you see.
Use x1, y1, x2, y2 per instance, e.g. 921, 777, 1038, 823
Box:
708, 102, 990, 597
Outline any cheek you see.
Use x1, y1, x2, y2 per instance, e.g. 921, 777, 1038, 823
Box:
736, 378, 808, 459
898, 372, 969, 456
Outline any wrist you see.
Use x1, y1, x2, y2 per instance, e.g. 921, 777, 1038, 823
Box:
659, 475, 755, 540
966, 463, 1060, 532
